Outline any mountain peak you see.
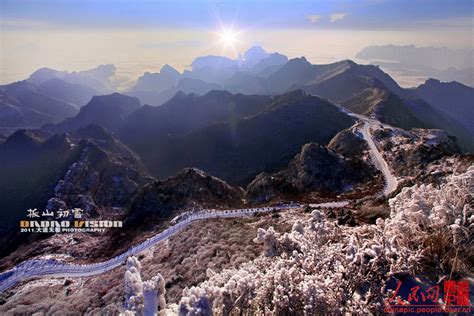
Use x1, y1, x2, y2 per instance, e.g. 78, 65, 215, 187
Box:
89, 92, 138, 103
420, 78, 468, 89
287, 57, 310, 65
3, 129, 48, 150
341, 59, 357, 66
160, 64, 180, 76
203, 89, 233, 99
424, 78, 442, 85
27, 67, 68, 85
245, 45, 267, 54
244, 46, 268, 63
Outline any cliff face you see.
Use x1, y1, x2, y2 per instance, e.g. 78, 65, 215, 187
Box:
47, 125, 154, 214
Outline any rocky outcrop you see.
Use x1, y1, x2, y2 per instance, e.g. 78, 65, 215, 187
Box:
327, 128, 368, 158
373, 127, 460, 177
286, 143, 350, 191
246, 143, 369, 203
47, 125, 153, 214
128, 168, 244, 223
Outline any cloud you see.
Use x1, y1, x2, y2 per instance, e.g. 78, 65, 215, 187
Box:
329, 13, 349, 22
307, 15, 321, 24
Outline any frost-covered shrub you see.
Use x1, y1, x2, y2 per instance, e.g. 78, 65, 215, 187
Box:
124, 257, 144, 313
385, 166, 473, 274
143, 275, 167, 316
253, 226, 280, 257
178, 286, 215, 315
176, 167, 472, 315
123, 256, 167, 316
177, 211, 395, 314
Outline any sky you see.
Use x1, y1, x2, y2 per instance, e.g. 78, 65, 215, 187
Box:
1, 0, 473, 86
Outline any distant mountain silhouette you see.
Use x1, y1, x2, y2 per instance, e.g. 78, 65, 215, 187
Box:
128, 46, 289, 105
28, 64, 117, 94
242, 45, 269, 67
129, 65, 180, 95
250, 52, 289, 77
27, 67, 69, 85
0, 81, 78, 134
185, 55, 239, 84
5, 46, 473, 153
48, 93, 141, 134
37, 78, 99, 107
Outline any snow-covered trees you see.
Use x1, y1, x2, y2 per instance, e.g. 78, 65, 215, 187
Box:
124, 257, 144, 313
176, 211, 392, 314
175, 166, 472, 315
117, 166, 471, 315
387, 166, 472, 235
123, 256, 166, 316
384, 165, 473, 274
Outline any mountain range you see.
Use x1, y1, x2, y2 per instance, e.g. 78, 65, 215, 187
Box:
2, 45, 472, 152
0, 65, 119, 135
124, 47, 473, 151
0, 45, 472, 246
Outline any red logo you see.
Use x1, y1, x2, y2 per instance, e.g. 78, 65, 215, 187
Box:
444, 280, 469, 306
384, 278, 471, 314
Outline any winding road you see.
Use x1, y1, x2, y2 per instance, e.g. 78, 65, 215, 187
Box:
360, 120, 399, 197
0, 118, 398, 294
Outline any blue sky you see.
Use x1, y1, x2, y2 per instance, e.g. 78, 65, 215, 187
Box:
1, 0, 473, 30
1, 0, 472, 86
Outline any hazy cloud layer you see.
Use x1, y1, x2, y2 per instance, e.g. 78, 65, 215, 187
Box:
0, 18, 51, 30
356, 44, 474, 87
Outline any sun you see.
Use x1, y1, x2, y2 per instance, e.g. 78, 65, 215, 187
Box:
217, 28, 241, 51
219, 29, 237, 46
